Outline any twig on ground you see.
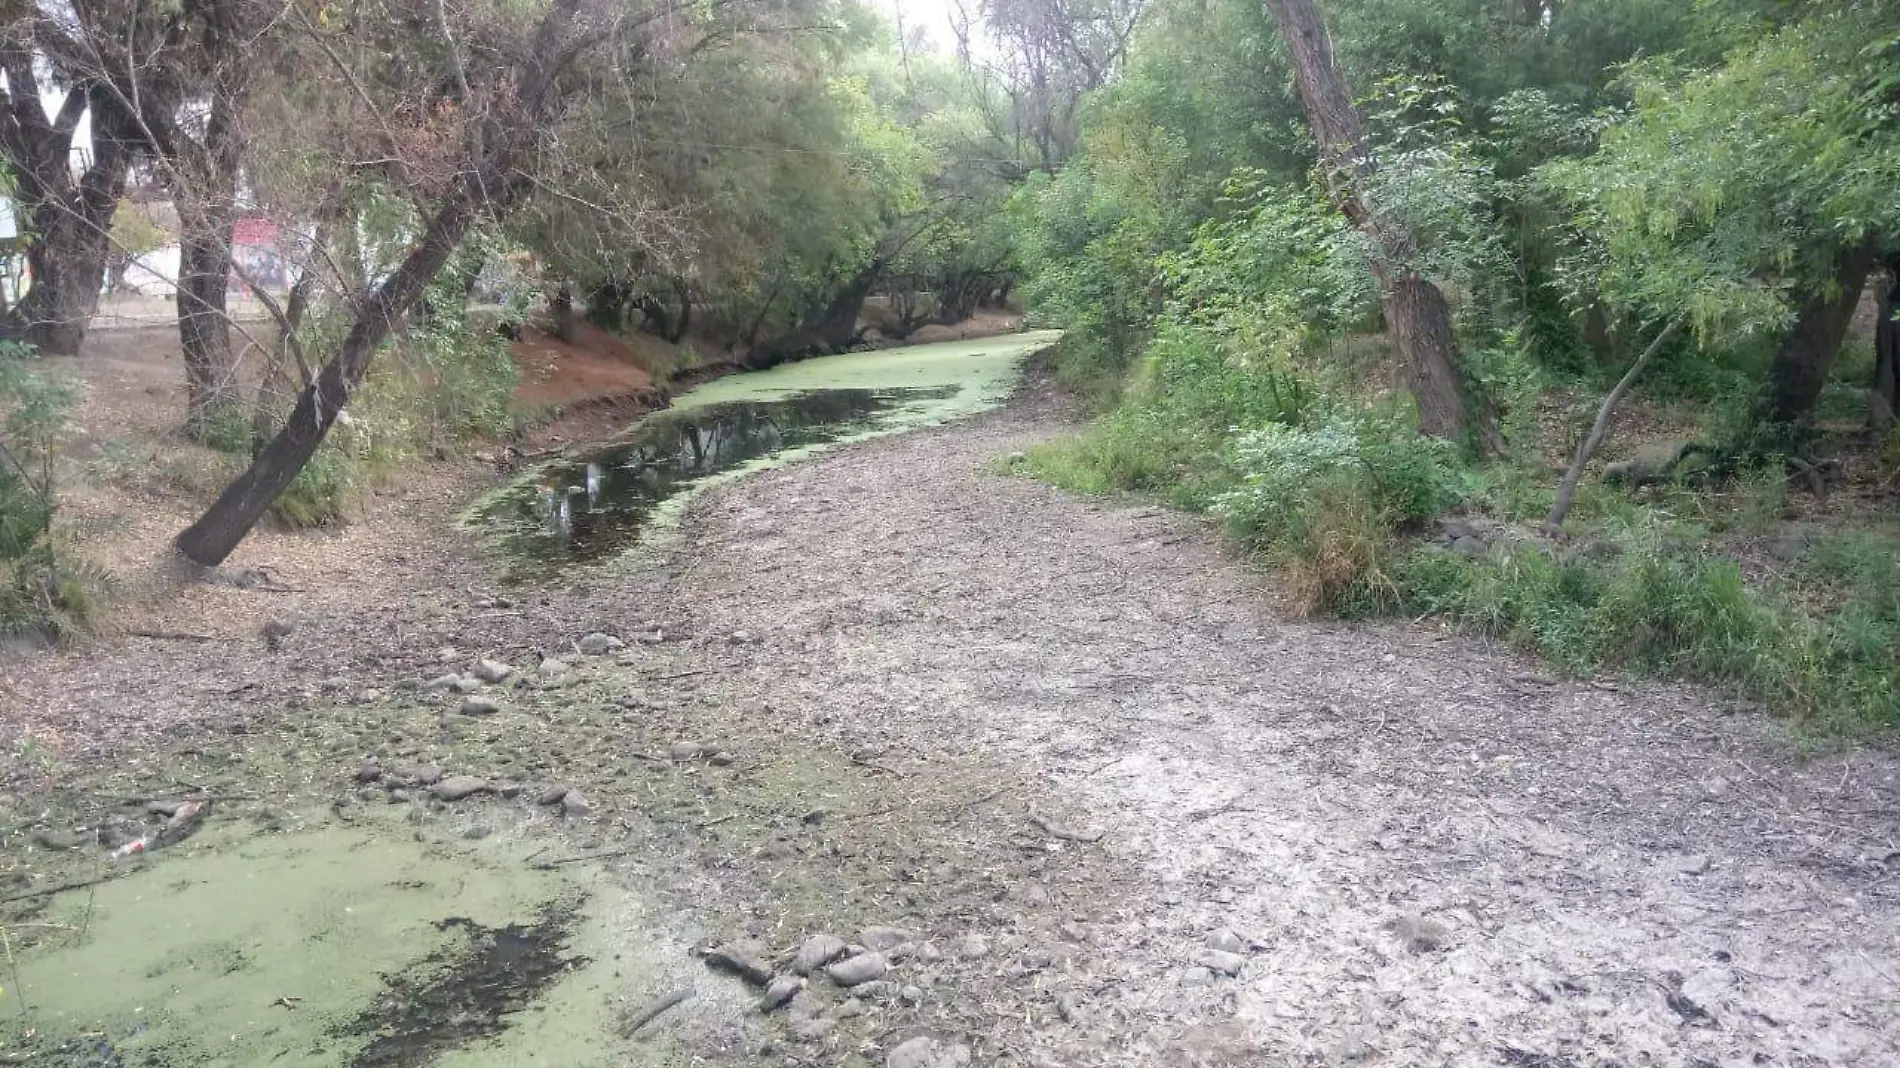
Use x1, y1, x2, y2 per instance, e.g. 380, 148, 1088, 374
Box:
698, 813, 738, 828
625, 986, 694, 1035
1, 872, 125, 905
532, 847, 640, 870
128, 629, 217, 642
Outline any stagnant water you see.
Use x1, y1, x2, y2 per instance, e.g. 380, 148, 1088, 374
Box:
470, 385, 955, 575
1, 816, 691, 1067
465, 331, 1057, 578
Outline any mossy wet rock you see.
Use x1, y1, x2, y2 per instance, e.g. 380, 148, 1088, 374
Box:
458, 696, 501, 717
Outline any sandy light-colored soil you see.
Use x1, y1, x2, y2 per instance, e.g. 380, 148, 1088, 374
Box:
4, 365, 1899, 1066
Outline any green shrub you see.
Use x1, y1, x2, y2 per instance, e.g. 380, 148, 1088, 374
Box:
1397, 520, 1899, 728
0, 341, 109, 637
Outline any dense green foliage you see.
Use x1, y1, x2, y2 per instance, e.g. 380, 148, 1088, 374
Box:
1015, 0, 1900, 726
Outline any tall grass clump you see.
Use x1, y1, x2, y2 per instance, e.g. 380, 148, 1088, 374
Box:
0, 342, 109, 637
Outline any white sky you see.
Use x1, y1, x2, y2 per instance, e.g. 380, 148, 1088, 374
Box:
877, 0, 977, 56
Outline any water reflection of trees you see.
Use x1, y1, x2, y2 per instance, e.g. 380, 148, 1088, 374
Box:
500, 389, 918, 566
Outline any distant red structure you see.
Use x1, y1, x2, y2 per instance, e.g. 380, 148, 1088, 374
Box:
231, 217, 287, 292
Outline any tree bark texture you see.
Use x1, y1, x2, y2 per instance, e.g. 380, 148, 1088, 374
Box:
0, 58, 131, 356
1260, 0, 1486, 447
1875, 258, 1898, 430
177, 209, 240, 433
175, 0, 592, 566
1767, 243, 1877, 426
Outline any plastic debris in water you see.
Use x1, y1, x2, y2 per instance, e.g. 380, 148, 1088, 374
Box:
112, 836, 152, 859
585, 462, 602, 504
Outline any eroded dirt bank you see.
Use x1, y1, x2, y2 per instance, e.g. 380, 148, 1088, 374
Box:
4, 383, 1899, 1067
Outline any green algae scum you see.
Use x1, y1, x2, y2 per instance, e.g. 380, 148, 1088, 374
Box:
464, 331, 1058, 578
0, 815, 681, 1067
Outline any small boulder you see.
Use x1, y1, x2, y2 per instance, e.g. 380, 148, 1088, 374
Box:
705, 944, 773, 986
793, 934, 848, 975
536, 785, 570, 806
953, 933, 990, 960
858, 926, 916, 953
458, 696, 501, 717
430, 775, 491, 801
826, 952, 888, 987
424, 673, 463, 692
561, 790, 593, 818
887, 1037, 971, 1068
32, 829, 86, 851
1204, 928, 1249, 955
473, 659, 515, 684
758, 975, 803, 1013
538, 658, 570, 678
1195, 949, 1246, 977
576, 632, 622, 656
355, 759, 383, 783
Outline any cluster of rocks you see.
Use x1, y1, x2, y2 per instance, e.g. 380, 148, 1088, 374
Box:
700, 926, 971, 1066
408, 631, 632, 713
31, 797, 216, 857
351, 756, 606, 819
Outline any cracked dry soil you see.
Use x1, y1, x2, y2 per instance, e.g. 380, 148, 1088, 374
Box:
7, 381, 1900, 1067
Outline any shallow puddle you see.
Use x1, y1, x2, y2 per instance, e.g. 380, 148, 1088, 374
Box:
0, 816, 674, 1067
464, 331, 1056, 578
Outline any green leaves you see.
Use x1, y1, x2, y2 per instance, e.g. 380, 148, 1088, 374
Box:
1537, 6, 1900, 342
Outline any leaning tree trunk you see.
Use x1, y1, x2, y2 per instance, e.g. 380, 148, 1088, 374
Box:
1767, 243, 1878, 426
1875, 258, 1899, 430
1261, 0, 1490, 449
177, 193, 483, 564
176, 0, 589, 566
177, 208, 242, 437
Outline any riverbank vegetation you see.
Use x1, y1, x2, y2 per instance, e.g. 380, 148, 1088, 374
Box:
0, 0, 1044, 633
1010, 0, 1900, 728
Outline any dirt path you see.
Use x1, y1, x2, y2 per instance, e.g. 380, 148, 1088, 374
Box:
647, 386, 1900, 1066
6, 381, 1900, 1066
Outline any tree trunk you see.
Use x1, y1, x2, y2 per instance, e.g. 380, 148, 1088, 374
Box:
177, 194, 482, 564
1874, 259, 1898, 431
177, 208, 242, 436
749, 263, 880, 369
1261, 0, 1486, 447
1542, 316, 1686, 535
176, 0, 590, 565
1385, 271, 1493, 448
1767, 243, 1877, 426
0, 75, 132, 356
252, 229, 327, 447
549, 279, 576, 343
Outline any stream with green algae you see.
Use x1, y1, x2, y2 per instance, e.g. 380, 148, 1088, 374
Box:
464, 331, 1058, 578
1, 814, 685, 1068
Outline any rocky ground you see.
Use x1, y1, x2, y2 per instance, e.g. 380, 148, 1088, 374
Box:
4, 379, 1900, 1067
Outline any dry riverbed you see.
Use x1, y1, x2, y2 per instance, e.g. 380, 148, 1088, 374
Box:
4, 377, 1900, 1067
